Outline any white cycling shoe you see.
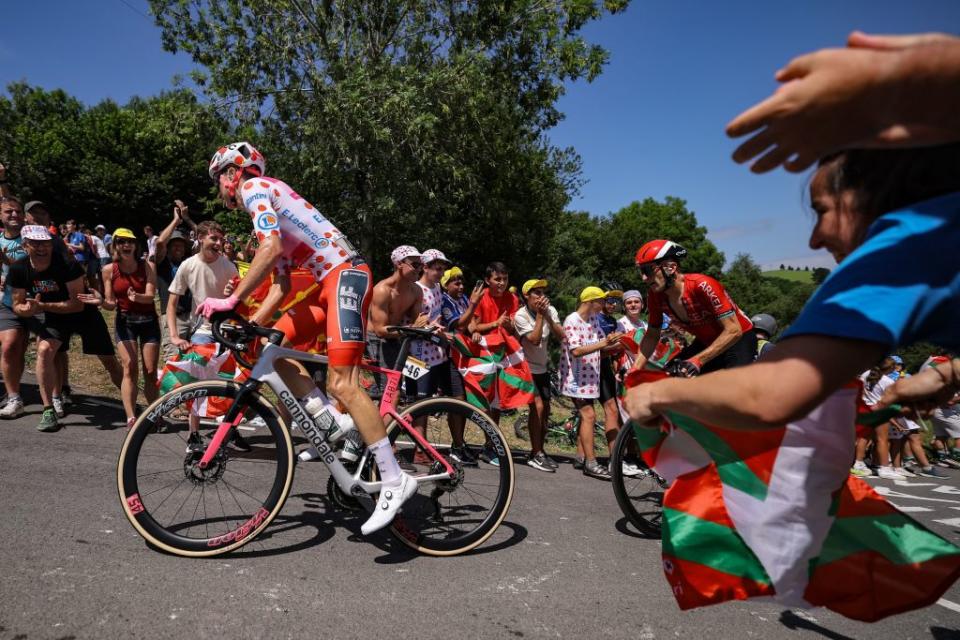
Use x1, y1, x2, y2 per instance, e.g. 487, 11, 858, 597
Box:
361, 472, 418, 536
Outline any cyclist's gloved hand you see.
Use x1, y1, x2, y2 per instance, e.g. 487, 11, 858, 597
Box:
196, 294, 239, 319
665, 357, 702, 378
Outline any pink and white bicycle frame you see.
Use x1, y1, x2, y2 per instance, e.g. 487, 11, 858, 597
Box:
197, 339, 455, 503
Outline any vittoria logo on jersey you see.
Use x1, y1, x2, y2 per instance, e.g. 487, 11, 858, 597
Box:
337, 269, 368, 343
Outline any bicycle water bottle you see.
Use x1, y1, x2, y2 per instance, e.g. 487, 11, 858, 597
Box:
303, 394, 356, 442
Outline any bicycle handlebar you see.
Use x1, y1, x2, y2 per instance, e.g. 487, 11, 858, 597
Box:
385, 325, 449, 348
210, 311, 285, 369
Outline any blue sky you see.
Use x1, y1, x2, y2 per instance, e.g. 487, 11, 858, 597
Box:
1, 0, 954, 269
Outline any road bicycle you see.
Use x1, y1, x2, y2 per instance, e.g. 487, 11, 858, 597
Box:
610, 424, 667, 537
544, 411, 607, 454
117, 312, 514, 557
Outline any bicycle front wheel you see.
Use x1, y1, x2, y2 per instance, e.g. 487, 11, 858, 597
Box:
384, 397, 514, 556
611, 424, 666, 537
117, 381, 294, 557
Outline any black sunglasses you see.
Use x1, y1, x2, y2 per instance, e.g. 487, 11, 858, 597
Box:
638, 263, 659, 277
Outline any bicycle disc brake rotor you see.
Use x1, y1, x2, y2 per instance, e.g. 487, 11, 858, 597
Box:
183, 450, 228, 485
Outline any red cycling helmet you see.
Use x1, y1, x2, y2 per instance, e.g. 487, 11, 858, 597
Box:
635, 239, 687, 266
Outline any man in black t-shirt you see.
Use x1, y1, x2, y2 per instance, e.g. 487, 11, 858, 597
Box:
8, 226, 119, 431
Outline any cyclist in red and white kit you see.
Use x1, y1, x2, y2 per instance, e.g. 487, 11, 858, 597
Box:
632, 239, 756, 377
197, 142, 416, 535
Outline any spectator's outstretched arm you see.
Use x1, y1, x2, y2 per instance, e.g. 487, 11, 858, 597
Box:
166, 293, 190, 351
154, 200, 185, 263
727, 31, 960, 173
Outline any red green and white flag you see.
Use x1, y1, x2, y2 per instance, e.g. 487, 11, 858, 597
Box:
449, 328, 535, 411
158, 343, 248, 418
626, 371, 960, 622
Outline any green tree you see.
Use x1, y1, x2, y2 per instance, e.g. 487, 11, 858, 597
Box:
149, 0, 630, 277
812, 267, 831, 284
595, 197, 725, 290
0, 83, 229, 231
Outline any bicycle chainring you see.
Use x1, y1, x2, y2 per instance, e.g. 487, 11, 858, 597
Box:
326, 463, 364, 511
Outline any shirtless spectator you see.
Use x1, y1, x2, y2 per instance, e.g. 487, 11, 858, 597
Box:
366, 245, 429, 397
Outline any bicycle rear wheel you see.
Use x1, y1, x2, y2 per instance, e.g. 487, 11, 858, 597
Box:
384, 397, 514, 556
117, 381, 294, 557
610, 424, 666, 537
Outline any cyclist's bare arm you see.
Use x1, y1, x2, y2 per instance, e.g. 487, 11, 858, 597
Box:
232, 234, 283, 301
250, 274, 290, 326
691, 314, 743, 365
625, 334, 886, 430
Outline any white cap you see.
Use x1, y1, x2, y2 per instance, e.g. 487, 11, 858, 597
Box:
95, 224, 106, 230
21, 225, 52, 241
421, 249, 450, 265
391, 245, 422, 265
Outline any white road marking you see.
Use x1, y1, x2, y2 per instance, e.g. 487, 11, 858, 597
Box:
892, 480, 937, 487
934, 486, 960, 495
874, 486, 960, 504
932, 518, 960, 528
937, 598, 960, 614
886, 503, 933, 513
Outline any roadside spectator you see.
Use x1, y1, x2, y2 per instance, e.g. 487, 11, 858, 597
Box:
367, 246, 429, 397
560, 286, 622, 480
166, 221, 238, 350
468, 262, 518, 339
597, 284, 625, 458
95, 224, 111, 253
514, 278, 564, 473
24, 201, 76, 406
82, 224, 109, 293
154, 202, 195, 361
750, 313, 778, 359
144, 225, 157, 259
859, 360, 899, 479
0, 196, 28, 418
9, 226, 119, 431
439, 266, 483, 333
90, 228, 161, 429
223, 237, 238, 265
24, 202, 70, 258
64, 219, 88, 272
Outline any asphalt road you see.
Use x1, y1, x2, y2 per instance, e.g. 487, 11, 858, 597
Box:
1, 381, 959, 640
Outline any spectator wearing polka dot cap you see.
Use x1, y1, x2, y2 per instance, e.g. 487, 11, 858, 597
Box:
559, 286, 624, 480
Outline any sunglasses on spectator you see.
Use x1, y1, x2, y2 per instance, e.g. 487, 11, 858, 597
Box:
403, 259, 423, 269
115, 239, 136, 245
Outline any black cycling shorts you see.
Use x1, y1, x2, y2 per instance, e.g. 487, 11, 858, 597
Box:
678, 331, 758, 375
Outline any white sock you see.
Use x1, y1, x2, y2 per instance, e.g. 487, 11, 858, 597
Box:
369, 437, 402, 485
7, 394, 20, 401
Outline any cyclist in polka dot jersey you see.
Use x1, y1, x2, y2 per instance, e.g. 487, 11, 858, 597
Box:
198, 142, 418, 537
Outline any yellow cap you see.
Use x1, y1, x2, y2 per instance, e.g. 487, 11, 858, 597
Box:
579, 286, 606, 303
521, 279, 548, 295
113, 227, 137, 240
441, 266, 463, 287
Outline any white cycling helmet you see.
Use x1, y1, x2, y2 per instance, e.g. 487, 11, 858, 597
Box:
209, 142, 266, 181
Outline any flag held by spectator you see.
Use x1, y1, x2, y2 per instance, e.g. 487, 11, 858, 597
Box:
449, 328, 535, 411
158, 343, 248, 418
626, 370, 960, 622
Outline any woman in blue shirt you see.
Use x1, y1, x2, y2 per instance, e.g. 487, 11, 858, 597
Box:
625, 143, 960, 429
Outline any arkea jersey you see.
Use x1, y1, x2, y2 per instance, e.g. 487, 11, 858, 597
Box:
647, 273, 753, 345
240, 177, 355, 282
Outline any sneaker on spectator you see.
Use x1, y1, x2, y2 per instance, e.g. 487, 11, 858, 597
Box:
850, 461, 872, 477
894, 466, 916, 478
583, 459, 611, 481
612, 460, 643, 478
918, 466, 950, 479
61, 386, 73, 406
876, 466, 900, 480
573, 456, 585, 470
479, 445, 500, 467
935, 453, 960, 469
449, 445, 479, 467
52, 396, 66, 419
527, 452, 556, 473
541, 453, 559, 470
0, 396, 24, 419
37, 408, 60, 432
186, 431, 205, 453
